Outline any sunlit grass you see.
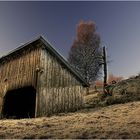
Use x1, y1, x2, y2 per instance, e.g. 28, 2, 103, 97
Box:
0, 101, 140, 139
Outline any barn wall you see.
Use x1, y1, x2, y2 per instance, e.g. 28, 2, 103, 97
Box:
37, 47, 85, 116
0, 46, 41, 115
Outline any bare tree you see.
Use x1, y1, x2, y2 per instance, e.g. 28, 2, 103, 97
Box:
68, 21, 103, 84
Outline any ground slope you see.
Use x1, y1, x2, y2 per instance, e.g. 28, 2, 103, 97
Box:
0, 101, 140, 139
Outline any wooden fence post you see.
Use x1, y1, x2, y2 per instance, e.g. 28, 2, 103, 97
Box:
103, 46, 107, 93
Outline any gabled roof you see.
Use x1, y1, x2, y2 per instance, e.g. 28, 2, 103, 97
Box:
0, 36, 89, 87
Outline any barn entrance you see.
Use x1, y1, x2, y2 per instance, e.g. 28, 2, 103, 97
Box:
2, 86, 36, 119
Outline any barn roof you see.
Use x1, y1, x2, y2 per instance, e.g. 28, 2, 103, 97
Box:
0, 36, 89, 87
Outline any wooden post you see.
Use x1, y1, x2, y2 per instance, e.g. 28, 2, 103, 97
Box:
35, 67, 40, 117
103, 46, 107, 93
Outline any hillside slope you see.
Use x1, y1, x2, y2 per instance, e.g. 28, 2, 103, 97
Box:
0, 101, 140, 139
84, 76, 140, 109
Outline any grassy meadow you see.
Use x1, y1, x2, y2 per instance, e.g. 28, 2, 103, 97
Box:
0, 76, 140, 139
0, 101, 139, 139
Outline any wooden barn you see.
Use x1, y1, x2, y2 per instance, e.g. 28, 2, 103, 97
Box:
0, 36, 89, 119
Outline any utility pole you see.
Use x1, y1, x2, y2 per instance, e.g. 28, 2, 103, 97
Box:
103, 46, 107, 93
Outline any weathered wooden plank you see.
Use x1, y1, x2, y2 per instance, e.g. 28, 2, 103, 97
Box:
0, 47, 41, 93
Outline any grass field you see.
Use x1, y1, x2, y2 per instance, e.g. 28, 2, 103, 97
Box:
0, 101, 140, 139
0, 77, 140, 139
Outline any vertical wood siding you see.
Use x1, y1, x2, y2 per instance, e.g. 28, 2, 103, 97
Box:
0, 46, 41, 114
0, 43, 85, 117
37, 47, 85, 116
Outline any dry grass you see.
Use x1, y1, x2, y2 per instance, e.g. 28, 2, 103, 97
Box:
85, 76, 140, 108
1, 77, 140, 139
0, 101, 140, 139
84, 92, 103, 108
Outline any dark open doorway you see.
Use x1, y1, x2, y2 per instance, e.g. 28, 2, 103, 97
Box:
2, 86, 36, 119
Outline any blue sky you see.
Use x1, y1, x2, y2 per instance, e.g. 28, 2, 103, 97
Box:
0, 1, 140, 79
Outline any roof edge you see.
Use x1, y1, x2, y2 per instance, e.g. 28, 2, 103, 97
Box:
0, 36, 42, 61
0, 35, 89, 87
40, 36, 89, 87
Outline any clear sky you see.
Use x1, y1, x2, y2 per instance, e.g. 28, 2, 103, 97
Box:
0, 1, 140, 79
